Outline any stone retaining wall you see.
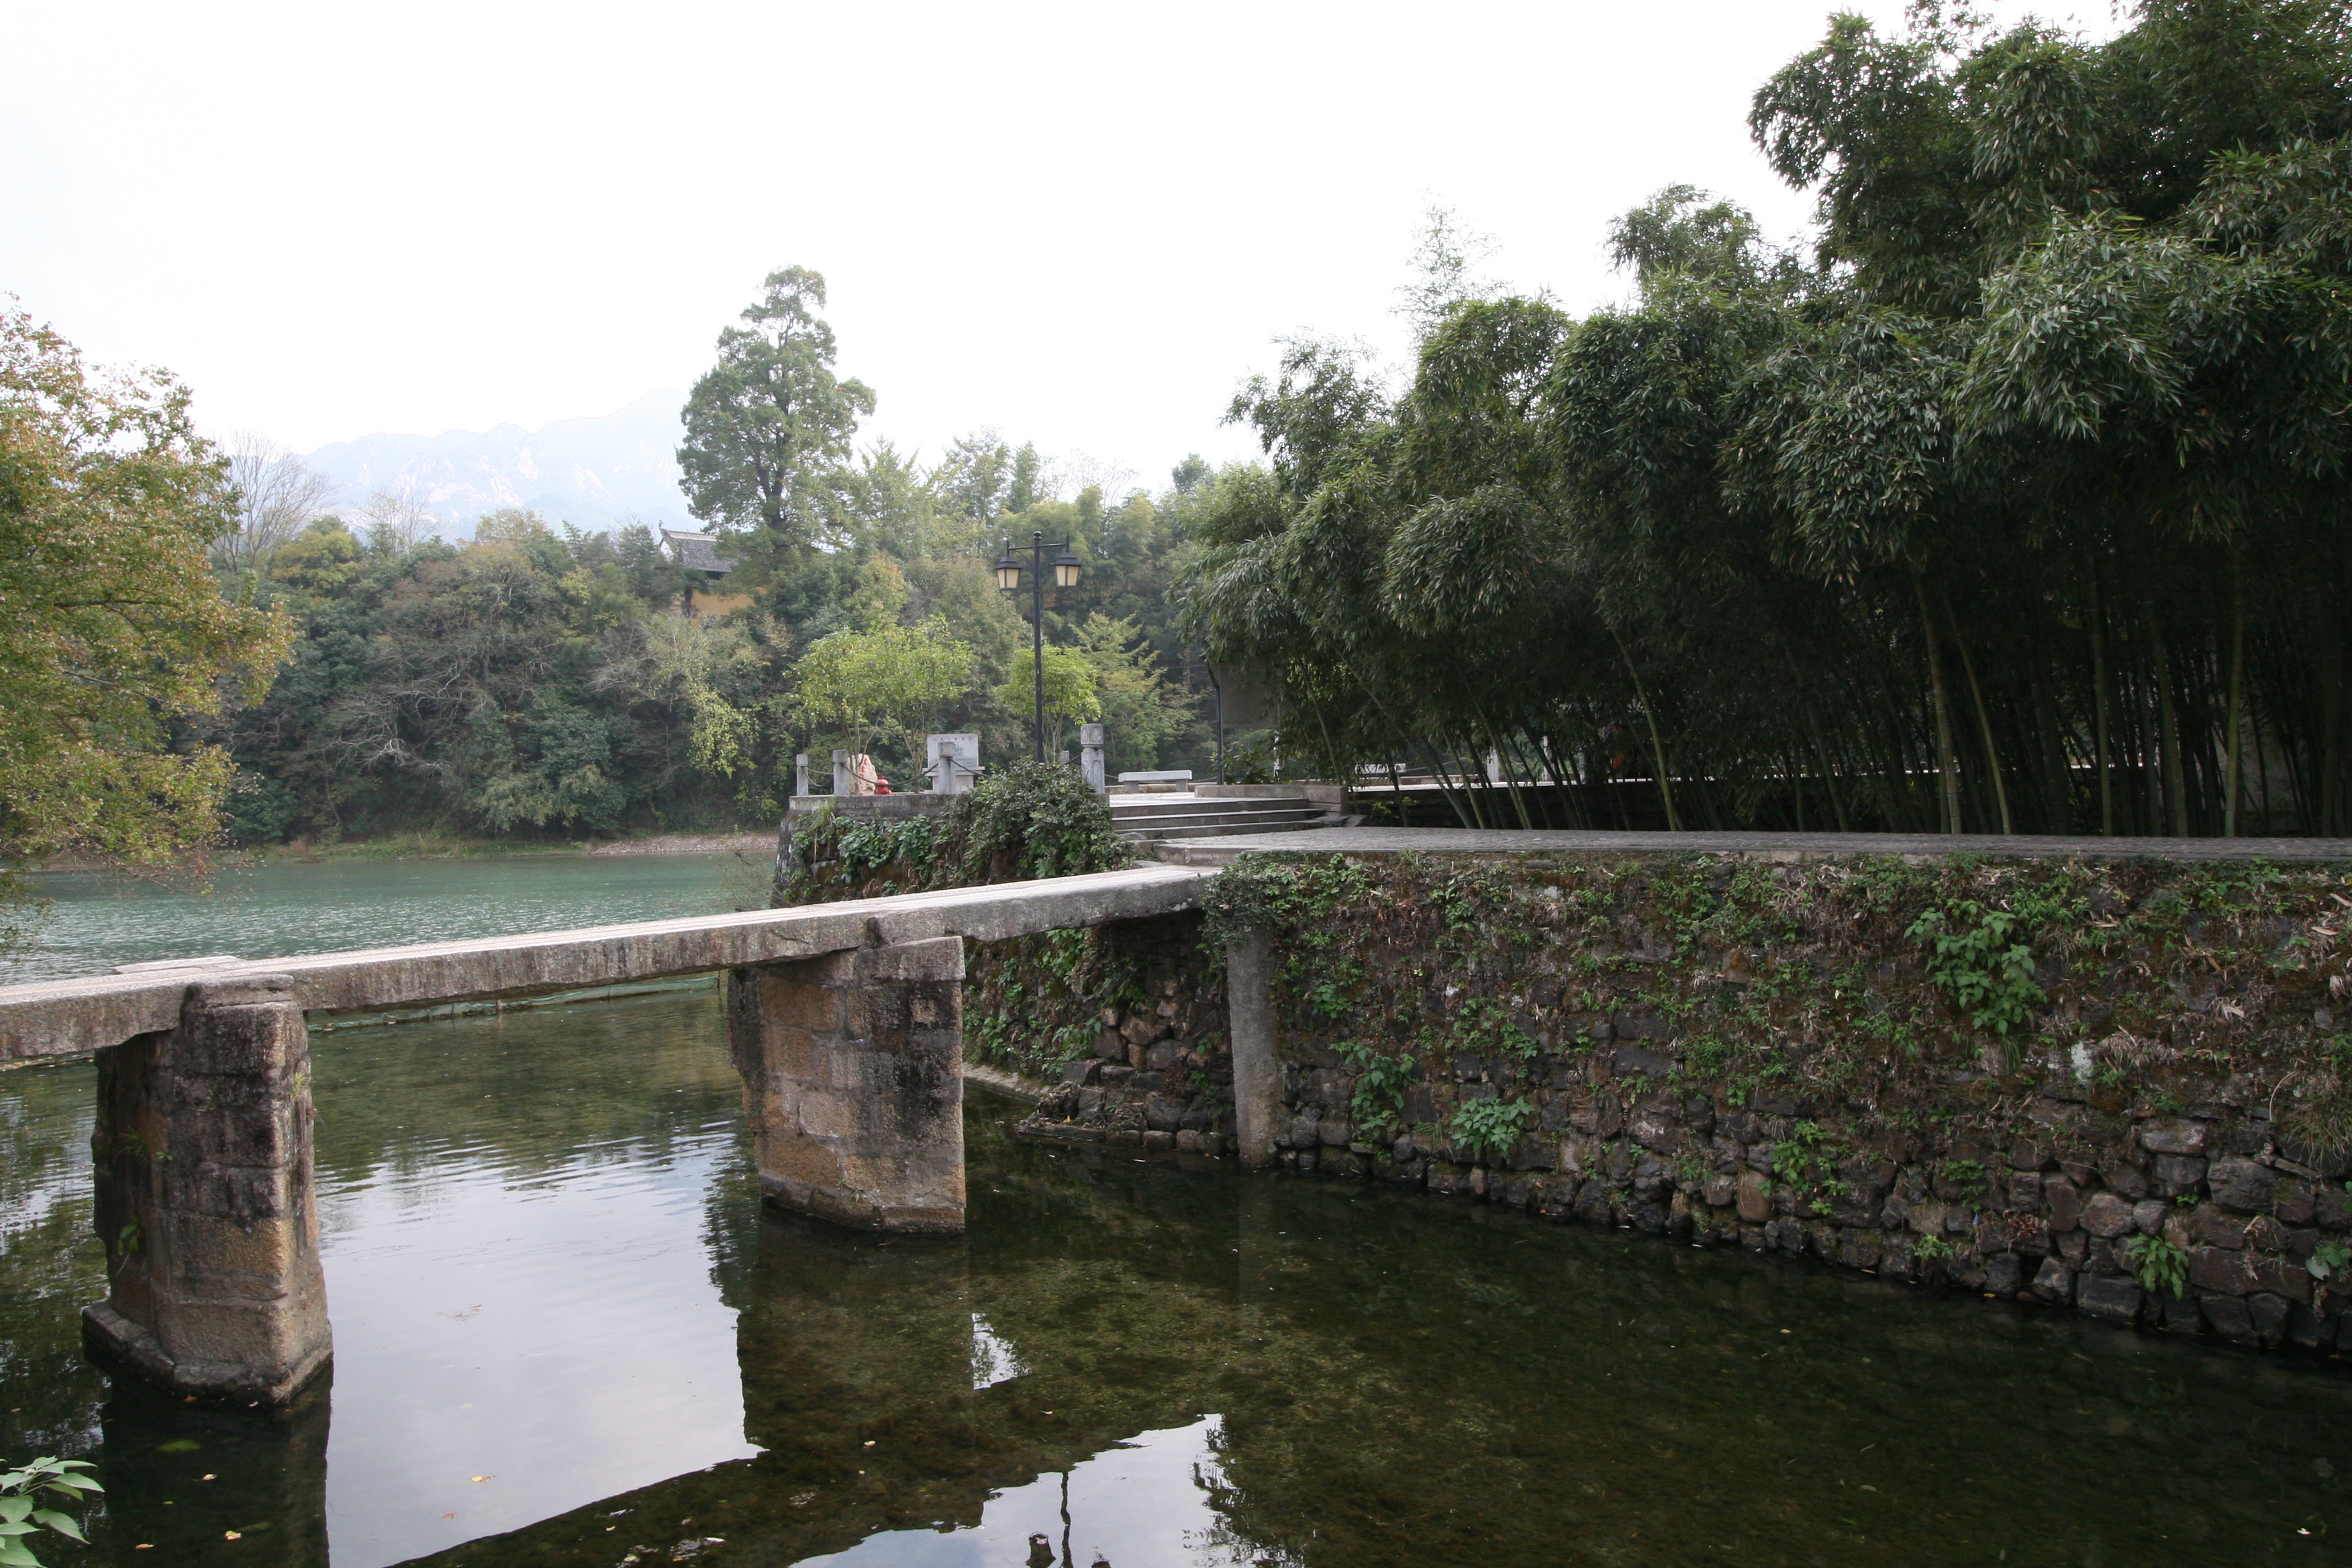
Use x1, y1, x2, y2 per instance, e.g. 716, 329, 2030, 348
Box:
1013, 850, 2352, 1358
969, 913, 1238, 1157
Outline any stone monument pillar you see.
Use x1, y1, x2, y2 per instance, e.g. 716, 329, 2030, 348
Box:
925, 733, 980, 795
1079, 723, 1106, 794
84, 974, 332, 1403
727, 938, 968, 1233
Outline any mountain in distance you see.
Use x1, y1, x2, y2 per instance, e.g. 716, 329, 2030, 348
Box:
301, 389, 693, 536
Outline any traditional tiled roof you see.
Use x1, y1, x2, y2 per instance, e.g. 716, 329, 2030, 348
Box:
660, 528, 737, 579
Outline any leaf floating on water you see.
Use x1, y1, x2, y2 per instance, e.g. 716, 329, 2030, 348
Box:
470, 1476, 491, 1483
224, 1531, 242, 1540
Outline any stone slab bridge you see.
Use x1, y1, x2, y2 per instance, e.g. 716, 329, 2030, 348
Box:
0, 865, 1300, 1407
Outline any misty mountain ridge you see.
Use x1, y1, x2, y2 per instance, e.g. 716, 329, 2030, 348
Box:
301, 389, 694, 536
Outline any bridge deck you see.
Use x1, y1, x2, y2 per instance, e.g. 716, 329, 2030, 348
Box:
0, 865, 1212, 1064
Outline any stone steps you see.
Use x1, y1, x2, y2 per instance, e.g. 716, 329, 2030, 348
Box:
1110, 795, 1344, 842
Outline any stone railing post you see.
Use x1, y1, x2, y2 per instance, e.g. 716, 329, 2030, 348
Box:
831, 749, 853, 796
84, 974, 332, 1403
795, 751, 811, 797
1225, 931, 1281, 1169
728, 936, 967, 1233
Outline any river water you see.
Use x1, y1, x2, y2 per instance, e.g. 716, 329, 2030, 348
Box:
3, 860, 2351, 1566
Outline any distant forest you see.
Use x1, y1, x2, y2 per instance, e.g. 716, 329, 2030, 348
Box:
211, 438, 1224, 846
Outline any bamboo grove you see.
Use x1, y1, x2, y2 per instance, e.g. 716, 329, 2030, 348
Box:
1177, 1, 2352, 836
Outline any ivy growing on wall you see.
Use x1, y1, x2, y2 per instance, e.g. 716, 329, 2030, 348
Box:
1197, 847, 2352, 1173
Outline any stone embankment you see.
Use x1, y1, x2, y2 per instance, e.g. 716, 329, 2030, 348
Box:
1010, 848, 2352, 1358
968, 914, 1238, 1155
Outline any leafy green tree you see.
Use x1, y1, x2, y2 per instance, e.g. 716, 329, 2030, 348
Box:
796, 620, 978, 766
0, 307, 294, 877
679, 266, 875, 554
994, 644, 1100, 757
1074, 614, 1191, 775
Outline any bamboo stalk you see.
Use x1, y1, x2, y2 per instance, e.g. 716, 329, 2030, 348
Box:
1914, 571, 1963, 834
1945, 594, 2014, 835
2224, 556, 2245, 837
2088, 554, 2114, 836
1609, 626, 1681, 831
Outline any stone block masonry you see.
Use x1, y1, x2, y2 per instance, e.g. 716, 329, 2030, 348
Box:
1022, 849, 2352, 1358
729, 936, 969, 1233
83, 975, 332, 1402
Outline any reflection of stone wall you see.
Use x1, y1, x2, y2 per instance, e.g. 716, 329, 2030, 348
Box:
1038, 851, 2352, 1357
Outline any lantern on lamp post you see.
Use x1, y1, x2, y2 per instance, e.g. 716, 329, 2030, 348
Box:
994, 530, 1083, 764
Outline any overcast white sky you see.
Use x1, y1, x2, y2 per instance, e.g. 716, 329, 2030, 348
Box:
3, 0, 2116, 486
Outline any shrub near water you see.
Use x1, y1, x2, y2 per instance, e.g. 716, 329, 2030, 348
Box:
773, 761, 1129, 905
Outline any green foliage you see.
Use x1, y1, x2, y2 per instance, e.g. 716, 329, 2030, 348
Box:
777, 760, 1129, 904
1909, 901, 2046, 1036
2124, 1233, 2190, 1298
1772, 1120, 1853, 1214
678, 266, 876, 551
796, 619, 977, 761
1448, 998, 1537, 1060
1197, 852, 1378, 950
1449, 1097, 1530, 1160
1913, 1233, 1957, 1263
943, 760, 1130, 882
0, 306, 296, 870
1336, 1041, 1414, 1135
0, 1455, 101, 1566
1178, 3, 2352, 839
2308, 1240, 2351, 1285
1941, 1158, 1989, 1204
991, 643, 1100, 754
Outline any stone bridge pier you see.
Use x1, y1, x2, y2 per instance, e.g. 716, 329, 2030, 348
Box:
727, 936, 969, 1233
83, 975, 333, 1403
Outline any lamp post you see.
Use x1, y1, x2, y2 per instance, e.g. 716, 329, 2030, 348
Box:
993, 530, 1081, 764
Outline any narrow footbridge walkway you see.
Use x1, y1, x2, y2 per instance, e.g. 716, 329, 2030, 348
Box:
0, 864, 1210, 1063
0, 864, 1233, 1410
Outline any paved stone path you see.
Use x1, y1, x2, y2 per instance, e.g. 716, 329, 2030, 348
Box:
1152, 826, 2352, 865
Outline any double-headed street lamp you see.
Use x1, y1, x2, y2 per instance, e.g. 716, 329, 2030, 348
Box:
994, 530, 1083, 764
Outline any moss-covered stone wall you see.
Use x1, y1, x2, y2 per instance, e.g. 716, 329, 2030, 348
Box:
1022, 849, 2352, 1356
965, 913, 1238, 1155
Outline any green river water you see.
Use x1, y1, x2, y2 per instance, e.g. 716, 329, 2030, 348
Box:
3, 857, 2351, 1567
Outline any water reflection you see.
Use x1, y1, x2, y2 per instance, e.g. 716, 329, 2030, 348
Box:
8, 985, 2352, 1568
801, 1418, 1267, 1568
311, 995, 758, 1561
